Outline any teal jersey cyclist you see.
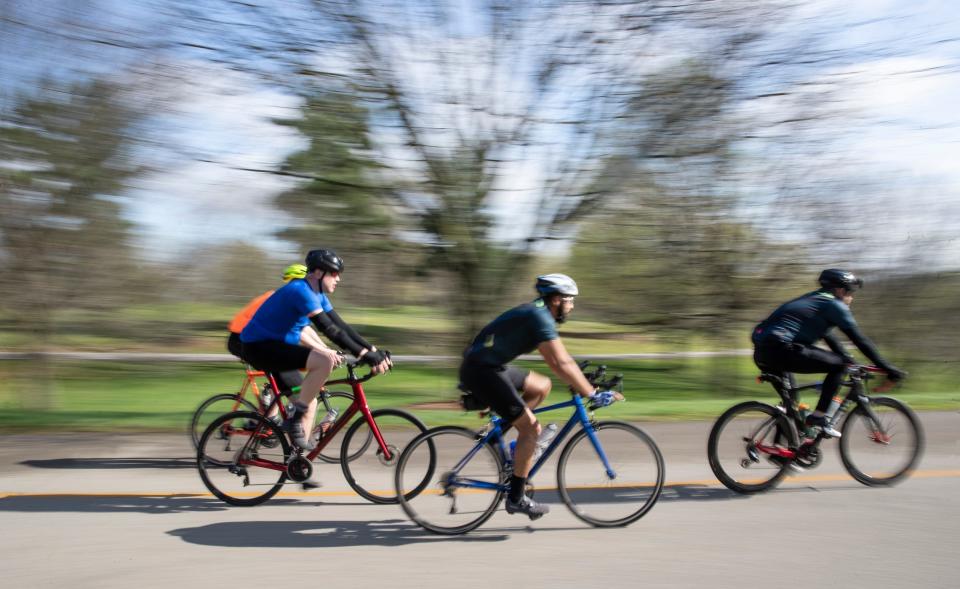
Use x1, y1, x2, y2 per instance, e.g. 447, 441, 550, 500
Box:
459, 273, 607, 520
752, 268, 905, 438
240, 249, 392, 460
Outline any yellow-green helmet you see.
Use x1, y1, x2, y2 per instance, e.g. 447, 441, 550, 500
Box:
282, 263, 308, 282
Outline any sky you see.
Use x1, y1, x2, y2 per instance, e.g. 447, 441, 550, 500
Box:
3, 0, 960, 267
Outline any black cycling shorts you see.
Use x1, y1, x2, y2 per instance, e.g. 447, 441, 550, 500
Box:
241, 340, 311, 374
227, 334, 304, 393
458, 362, 529, 425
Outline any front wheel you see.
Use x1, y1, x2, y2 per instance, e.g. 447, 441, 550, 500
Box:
839, 396, 924, 486
708, 401, 794, 494
396, 426, 504, 535
197, 411, 291, 506
557, 421, 664, 527
340, 408, 431, 504
189, 393, 258, 450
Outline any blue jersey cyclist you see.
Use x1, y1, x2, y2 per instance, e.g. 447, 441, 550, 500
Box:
459, 273, 609, 520
752, 268, 905, 438
241, 249, 392, 457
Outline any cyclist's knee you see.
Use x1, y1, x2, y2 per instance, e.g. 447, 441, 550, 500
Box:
524, 371, 551, 398
512, 410, 539, 438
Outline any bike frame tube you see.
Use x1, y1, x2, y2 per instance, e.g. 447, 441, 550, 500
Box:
304, 364, 392, 462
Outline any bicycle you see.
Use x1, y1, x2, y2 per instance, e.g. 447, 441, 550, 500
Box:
188, 365, 354, 464
196, 359, 435, 506
394, 362, 665, 535
707, 365, 924, 494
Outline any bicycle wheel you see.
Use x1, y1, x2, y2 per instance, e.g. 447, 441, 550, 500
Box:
189, 393, 258, 450
314, 390, 359, 464
340, 408, 431, 504
197, 411, 291, 506
839, 396, 924, 486
707, 401, 793, 494
557, 421, 664, 527
396, 426, 504, 535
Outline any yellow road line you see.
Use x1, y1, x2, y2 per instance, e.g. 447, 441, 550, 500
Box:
2, 469, 959, 500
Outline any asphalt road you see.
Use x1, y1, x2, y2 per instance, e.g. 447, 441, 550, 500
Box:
1, 412, 958, 588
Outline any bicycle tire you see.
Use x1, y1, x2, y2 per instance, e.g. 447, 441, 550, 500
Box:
197, 411, 291, 506
315, 390, 361, 464
340, 408, 432, 504
395, 426, 504, 535
708, 401, 794, 494
556, 421, 664, 527
839, 396, 924, 486
189, 393, 259, 450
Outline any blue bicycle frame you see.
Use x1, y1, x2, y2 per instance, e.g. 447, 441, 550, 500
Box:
447, 393, 617, 492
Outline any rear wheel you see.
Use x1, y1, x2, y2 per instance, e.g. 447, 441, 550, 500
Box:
340, 408, 431, 504
395, 426, 504, 535
189, 393, 258, 450
840, 396, 924, 486
197, 411, 291, 506
708, 401, 794, 494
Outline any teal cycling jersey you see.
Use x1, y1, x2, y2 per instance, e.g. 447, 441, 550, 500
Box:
463, 299, 559, 367
752, 290, 857, 346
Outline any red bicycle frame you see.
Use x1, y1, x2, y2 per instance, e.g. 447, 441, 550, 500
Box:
241, 362, 392, 472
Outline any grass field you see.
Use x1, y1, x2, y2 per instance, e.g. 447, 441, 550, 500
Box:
1, 354, 956, 431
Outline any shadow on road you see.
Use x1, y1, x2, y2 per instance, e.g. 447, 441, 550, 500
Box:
0, 494, 261, 514
19, 457, 195, 470
168, 519, 508, 547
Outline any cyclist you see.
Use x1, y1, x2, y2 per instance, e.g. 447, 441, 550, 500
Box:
458, 273, 603, 520
752, 268, 905, 438
240, 249, 391, 456
227, 263, 309, 397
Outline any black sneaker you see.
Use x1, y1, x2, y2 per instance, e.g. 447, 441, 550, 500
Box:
805, 414, 842, 439
504, 495, 550, 520
283, 416, 317, 451
767, 454, 805, 473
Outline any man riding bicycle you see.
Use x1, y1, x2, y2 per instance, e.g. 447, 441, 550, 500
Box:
227, 263, 309, 399
752, 269, 905, 438
240, 249, 391, 462
458, 273, 602, 520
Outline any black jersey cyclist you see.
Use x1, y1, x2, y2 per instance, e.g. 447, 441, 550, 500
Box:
752, 268, 905, 437
459, 273, 608, 520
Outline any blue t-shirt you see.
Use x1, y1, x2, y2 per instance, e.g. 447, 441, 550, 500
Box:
463, 300, 559, 367
240, 279, 333, 345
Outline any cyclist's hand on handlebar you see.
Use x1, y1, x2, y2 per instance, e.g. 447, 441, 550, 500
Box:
883, 365, 907, 382
362, 349, 392, 374
588, 390, 622, 409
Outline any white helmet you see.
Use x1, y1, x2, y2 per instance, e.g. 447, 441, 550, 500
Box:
535, 274, 579, 297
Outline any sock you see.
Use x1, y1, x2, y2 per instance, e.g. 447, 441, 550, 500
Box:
509, 475, 526, 502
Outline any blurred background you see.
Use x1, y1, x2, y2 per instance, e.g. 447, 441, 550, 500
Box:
2, 0, 958, 429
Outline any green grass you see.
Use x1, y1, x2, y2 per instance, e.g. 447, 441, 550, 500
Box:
1, 356, 957, 431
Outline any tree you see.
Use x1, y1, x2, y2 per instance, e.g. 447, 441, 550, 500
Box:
0, 78, 142, 400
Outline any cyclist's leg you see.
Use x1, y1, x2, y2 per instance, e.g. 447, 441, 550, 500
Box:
782, 345, 845, 413
294, 350, 337, 430
518, 368, 551, 409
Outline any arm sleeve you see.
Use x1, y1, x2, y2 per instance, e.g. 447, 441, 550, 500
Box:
326, 309, 373, 350
310, 311, 366, 357
822, 331, 853, 362
828, 302, 889, 368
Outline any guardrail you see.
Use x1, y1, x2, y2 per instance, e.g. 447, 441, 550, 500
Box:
0, 350, 752, 362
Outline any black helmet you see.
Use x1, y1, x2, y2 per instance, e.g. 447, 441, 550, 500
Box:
305, 249, 344, 273
818, 268, 863, 291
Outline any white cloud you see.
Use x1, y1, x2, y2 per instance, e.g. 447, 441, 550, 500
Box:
126, 62, 307, 257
